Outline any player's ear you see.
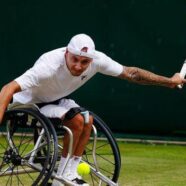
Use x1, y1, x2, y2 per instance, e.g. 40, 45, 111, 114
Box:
65, 49, 69, 58
65, 49, 69, 54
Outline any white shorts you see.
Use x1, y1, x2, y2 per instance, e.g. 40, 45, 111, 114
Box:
39, 98, 80, 118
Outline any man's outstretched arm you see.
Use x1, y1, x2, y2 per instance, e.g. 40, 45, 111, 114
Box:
118, 66, 186, 88
0, 81, 21, 123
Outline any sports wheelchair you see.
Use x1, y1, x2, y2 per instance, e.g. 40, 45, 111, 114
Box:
0, 103, 121, 186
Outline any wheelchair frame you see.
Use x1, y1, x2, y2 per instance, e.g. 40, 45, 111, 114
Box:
0, 104, 121, 186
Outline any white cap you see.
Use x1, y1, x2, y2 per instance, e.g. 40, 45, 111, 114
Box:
67, 34, 97, 59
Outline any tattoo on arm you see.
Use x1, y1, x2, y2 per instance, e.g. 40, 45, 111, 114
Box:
118, 66, 172, 87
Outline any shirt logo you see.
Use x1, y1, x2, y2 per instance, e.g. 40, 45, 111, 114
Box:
81, 75, 87, 80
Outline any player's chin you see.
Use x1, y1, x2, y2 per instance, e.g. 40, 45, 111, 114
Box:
71, 71, 83, 76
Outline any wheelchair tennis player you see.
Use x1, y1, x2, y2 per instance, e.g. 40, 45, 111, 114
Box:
0, 34, 185, 186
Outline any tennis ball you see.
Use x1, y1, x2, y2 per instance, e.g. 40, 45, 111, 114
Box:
77, 162, 90, 175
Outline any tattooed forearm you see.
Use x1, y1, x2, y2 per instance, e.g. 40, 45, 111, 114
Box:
118, 66, 173, 87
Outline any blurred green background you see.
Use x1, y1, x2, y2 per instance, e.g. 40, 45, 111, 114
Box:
1, 0, 186, 135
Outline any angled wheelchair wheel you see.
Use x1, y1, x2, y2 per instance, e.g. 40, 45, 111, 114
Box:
82, 111, 121, 186
0, 108, 58, 186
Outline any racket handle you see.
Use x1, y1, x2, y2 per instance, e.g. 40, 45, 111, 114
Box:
178, 60, 186, 89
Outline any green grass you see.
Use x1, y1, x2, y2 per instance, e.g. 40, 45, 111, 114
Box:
1, 137, 186, 186
118, 142, 186, 186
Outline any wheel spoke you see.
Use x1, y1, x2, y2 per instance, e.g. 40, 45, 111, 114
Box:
15, 166, 24, 186
5, 165, 14, 186
0, 141, 8, 151
21, 165, 35, 181
0, 162, 13, 176
19, 137, 34, 156
17, 130, 28, 151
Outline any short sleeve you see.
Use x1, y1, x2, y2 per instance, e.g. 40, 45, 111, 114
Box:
15, 55, 57, 90
95, 52, 123, 76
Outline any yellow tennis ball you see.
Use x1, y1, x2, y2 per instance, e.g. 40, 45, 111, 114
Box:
77, 162, 90, 175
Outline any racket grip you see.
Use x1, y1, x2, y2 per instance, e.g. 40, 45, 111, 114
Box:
177, 61, 186, 89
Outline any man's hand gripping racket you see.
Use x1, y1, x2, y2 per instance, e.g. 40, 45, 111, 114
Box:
178, 60, 186, 89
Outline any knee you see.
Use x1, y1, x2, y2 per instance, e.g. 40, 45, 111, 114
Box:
73, 113, 85, 124
65, 113, 84, 132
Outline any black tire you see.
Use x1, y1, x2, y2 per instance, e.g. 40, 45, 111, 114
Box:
0, 108, 58, 186
82, 111, 121, 185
